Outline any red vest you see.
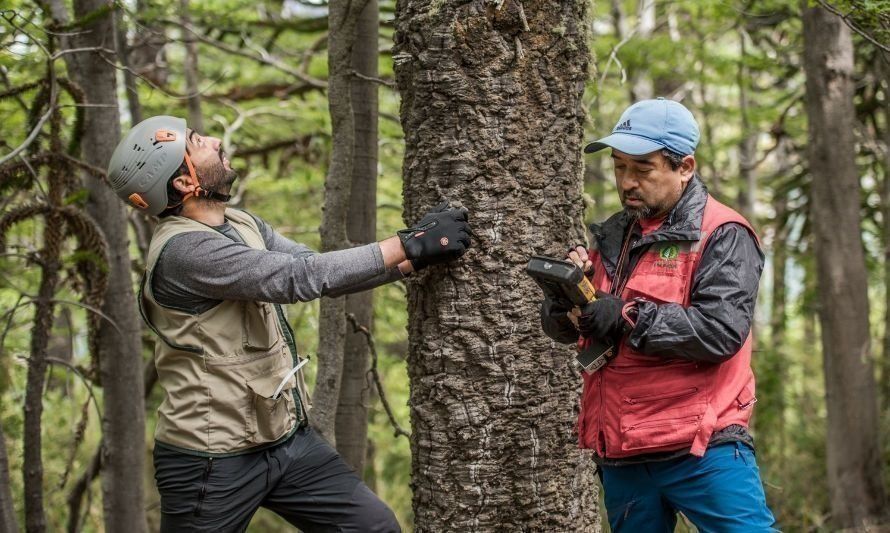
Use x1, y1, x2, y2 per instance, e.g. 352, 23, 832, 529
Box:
578, 196, 759, 458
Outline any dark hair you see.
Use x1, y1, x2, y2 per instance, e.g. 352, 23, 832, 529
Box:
157, 160, 189, 218
661, 149, 686, 171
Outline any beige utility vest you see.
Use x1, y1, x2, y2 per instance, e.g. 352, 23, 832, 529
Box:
140, 208, 310, 456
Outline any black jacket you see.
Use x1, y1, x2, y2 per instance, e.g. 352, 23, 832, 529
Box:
541, 176, 764, 364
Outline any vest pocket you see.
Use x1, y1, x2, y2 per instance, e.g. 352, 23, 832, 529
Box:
619, 387, 707, 453
246, 372, 296, 444
242, 302, 278, 351
736, 379, 757, 410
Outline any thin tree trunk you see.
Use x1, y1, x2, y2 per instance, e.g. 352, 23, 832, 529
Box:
394, 1, 599, 530
880, 57, 890, 414
0, 418, 16, 533
691, 4, 721, 195
63, 1, 147, 530
22, 39, 66, 532
180, 0, 203, 132
802, 5, 887, 528
114, 9, 143, 126
335, 0, 379, 474
629, 0, 654, 101
24, 226, 60, 533
66, 358, 159, 532
313, 0, 369, 444
737, 32, 757, 219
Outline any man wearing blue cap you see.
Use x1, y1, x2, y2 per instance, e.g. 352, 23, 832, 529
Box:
540, 98, 777, 531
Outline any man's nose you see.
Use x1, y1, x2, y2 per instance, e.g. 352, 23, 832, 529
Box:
619, 178, 639, 192
208, 136, 222, 152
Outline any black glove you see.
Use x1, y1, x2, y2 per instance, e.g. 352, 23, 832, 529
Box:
578, 291, 631, 342
398, 202, 472, 271
540, 297, 579, 344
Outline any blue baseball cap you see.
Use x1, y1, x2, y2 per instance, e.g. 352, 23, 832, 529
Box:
584, 98, 700, 156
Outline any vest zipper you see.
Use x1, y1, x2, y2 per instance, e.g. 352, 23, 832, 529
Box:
194, 457, 214, 516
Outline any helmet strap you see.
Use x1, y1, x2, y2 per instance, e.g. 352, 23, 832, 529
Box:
180, 152, 232, 205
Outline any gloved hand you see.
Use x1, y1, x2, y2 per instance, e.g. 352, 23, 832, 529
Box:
398, 202, 472, 271
540, 297, 580, 344
578, 291, 632, 342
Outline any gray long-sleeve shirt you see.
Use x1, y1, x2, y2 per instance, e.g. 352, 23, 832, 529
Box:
152, 211, 403, 314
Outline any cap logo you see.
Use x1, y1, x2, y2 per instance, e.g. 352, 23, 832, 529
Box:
615, 120, 632, 131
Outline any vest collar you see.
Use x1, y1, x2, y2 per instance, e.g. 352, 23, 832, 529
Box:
590, 175, 709, 275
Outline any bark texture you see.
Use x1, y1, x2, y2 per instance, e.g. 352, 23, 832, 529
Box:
335, 0, 379, 474
394, 1, 599, 530
313, 0, 369, 444
64, 2, 147, 530
802, 5, 887, 528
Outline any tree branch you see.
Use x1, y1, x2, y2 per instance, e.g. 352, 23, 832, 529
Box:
346, 314, 410, 439
815, 0, 890, 53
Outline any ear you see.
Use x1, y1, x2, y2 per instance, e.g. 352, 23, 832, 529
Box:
679, 154, 696, 184
171, 174, 197, 195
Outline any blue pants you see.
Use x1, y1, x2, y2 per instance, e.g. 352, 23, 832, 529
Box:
600, 442, 777, 532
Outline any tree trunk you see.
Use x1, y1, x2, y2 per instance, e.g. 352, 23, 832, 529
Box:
802, 5, 887, 528
394, 1, 599, 530
114, 9, 143, 126
0, 419, 16, 533
180, 0, 203, 132
880, 57, 890, 414
64, 2, 147, 530
335, 0, 379, 474
629, 0, 654, 101
313, 0, 369, 444
736, 32, 756, 220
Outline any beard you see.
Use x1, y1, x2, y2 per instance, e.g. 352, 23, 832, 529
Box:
621, 184, 683, 220
621, 192, 656, 219
197, 157, 238, 196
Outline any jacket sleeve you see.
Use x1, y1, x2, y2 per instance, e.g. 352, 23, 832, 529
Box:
540, 299, 581, 345
250, 212, 404, 297
155, 232, 400, 305
625, 223, 764, 363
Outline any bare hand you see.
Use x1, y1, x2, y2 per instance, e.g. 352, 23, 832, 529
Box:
567, 245, 593, 273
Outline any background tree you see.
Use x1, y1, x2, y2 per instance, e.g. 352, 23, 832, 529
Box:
335, 0, 380, 473
803, 4, 887, 528
312, 0, 370, 444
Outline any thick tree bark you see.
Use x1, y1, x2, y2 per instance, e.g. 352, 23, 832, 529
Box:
313, 0, 369, 444
802, 5, 887, 528
0, 419, 16, 533
335, 0, 379, 474
63, 2, 147, 530
394, 1, 599, 530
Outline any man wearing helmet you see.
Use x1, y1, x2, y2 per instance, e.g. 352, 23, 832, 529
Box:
108, 116, 471, 532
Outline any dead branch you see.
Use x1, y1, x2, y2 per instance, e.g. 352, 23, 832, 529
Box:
346, 313, 410, 439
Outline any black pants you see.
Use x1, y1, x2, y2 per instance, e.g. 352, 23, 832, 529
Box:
153, 426, 400, 532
